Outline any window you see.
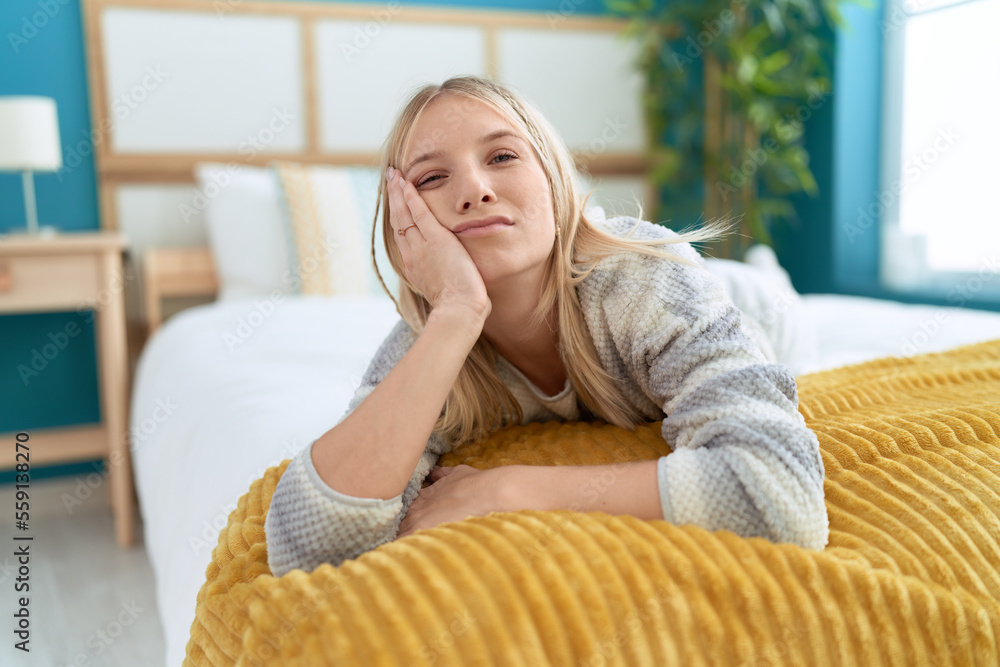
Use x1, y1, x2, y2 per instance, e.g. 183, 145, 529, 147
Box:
879, 0, 1000, 300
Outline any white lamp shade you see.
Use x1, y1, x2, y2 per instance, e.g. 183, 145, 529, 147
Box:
0, 96, 63, 171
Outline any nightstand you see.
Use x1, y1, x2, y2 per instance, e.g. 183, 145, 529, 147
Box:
0, 230, 136, 547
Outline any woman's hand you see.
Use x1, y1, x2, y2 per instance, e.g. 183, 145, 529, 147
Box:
386, 166, 491, 321
397, 464, 508, 538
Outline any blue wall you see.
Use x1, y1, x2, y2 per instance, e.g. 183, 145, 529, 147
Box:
1, 0, 104, 482
776, 0, 886, 298
0, 0, 609, 482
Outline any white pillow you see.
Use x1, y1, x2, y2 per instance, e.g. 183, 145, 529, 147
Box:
271, 161, 397, 299
703, 245, 819, 376
195, 163, 297, 301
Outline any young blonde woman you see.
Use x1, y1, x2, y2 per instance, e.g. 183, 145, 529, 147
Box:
265, 76, 829, 577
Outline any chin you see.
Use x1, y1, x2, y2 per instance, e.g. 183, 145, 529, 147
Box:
470, 244, 550, 283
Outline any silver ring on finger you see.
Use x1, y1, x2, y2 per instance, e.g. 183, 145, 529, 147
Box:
398, 223, 418, 237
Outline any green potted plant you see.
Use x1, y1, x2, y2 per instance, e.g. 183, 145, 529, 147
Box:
607, 0, 850, 259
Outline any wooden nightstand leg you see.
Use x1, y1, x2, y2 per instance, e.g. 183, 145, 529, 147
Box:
95, 251, 137, 547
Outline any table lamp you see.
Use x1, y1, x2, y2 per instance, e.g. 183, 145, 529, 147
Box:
0, 96, 63, 237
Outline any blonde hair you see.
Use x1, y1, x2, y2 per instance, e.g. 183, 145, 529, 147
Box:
370, 75, 735, 447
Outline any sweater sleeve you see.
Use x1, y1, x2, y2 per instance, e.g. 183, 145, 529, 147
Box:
598, 228, 829, 550
264, 319, 449, 577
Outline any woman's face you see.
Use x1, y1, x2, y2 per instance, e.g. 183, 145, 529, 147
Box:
398, 95, 556, 287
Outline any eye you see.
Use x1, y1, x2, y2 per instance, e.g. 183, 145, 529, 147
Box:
491, 150, 518, 164
415, 150, 519, 188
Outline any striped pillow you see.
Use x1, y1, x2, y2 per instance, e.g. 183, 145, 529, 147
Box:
271, 161, 397, 299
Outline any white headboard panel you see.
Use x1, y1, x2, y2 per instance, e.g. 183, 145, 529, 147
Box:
102, 8, 307, 153
82, 0, 653, 362
316, 21, 489, 152
84, 0, 650, 196
496, 29, 646, 153
115, 185, 210, 248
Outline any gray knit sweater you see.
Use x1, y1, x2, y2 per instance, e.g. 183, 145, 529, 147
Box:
264, 215, 830, 577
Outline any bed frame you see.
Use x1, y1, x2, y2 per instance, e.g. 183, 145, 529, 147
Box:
81, 0, 662, 366
80, 0, 718, 549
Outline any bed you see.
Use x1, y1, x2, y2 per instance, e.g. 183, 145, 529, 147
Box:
132, 283, 1000, 666
80, 1, 1000, 663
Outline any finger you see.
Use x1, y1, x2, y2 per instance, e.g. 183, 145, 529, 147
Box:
429, 466, 455, 480
389, 169, 420, 240
386, 168, 412, 238
398, 176, 433, 236
388, 181, 421, 290
396, 177, 427, 242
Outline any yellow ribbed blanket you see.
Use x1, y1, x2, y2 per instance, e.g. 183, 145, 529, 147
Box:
184, 339, 1000, 666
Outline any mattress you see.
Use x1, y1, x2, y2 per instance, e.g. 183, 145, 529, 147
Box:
128, 292, 1000, 666
132, 295, 401, 667
183, 340, 1000, 665
799, 294, 1000, 374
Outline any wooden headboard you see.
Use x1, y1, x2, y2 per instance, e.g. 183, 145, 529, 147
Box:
81, 0, 652, 369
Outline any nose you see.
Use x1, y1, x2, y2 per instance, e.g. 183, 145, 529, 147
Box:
463, 195, 490, 210
455, 167, 495, 212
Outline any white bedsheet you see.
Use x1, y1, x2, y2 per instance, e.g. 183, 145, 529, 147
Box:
129, 293, 1000, 667
131, 295, 401, 667
799, 294, 1000, 375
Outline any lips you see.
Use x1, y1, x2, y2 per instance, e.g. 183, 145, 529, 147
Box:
452, 216, 513, 234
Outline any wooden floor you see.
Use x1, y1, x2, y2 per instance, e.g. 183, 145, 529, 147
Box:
0, 473, 166, 666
